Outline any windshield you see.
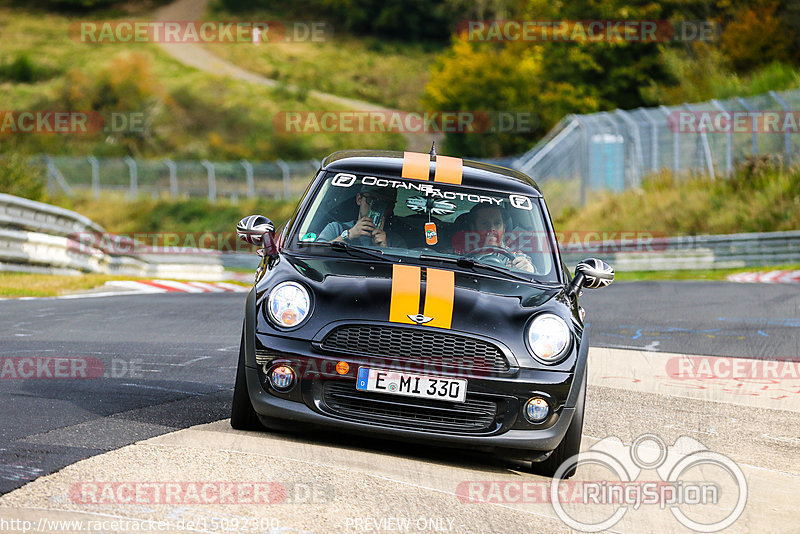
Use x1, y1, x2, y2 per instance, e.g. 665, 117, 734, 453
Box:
294, 171, 558, 282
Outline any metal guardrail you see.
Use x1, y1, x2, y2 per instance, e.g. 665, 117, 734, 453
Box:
2, 193, 797, 275
561, 230, 800, 271
0, 194, 226, 280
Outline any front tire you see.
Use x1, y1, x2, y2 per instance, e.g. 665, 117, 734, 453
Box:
530, 367, 586, 479
230, 329, 263, 431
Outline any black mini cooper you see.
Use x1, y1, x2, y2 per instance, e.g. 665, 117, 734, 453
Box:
231, 149, 613, 478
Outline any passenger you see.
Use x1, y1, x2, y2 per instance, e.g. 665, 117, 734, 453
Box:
467, 204, 536, 273
318, 185, 404, 248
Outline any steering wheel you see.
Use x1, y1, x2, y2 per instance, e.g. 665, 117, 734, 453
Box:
463, 246, 517, 267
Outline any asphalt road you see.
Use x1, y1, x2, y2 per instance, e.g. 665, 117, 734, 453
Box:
0, 293, 245, 495
0, 281, 797, 497
582, 281, 800, 359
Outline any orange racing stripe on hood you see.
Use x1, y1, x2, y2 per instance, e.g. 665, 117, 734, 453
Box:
389, 264, 421, 325
422, 268, 455, 329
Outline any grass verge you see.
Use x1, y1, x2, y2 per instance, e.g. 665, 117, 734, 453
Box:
0, 273, 131, 298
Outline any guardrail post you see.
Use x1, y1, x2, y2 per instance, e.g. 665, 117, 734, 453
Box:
44, 156, 73, 196
710, 99, 733, 176
737, 97, 758, 156
640, 109, 660, 172
124, 156, 138, 197
87, 156, 100, 198
769, 90, 792, 163
276, 159, 291, 199
163, 159, 178, 197
685, 103, 715, 180
201, 160, 216, 202
614, 109, 645, 187
241, 159, 254, 198
573, 115, 589, 206
661, 105, 679, 176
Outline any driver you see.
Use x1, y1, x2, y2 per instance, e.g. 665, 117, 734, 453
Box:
467, 204, 536, 273
317, 185, 404, 248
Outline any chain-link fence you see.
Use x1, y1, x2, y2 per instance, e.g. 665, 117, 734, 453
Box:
40, 156, 321, 200
36, 88, 800, 204
513, 88, 800, 205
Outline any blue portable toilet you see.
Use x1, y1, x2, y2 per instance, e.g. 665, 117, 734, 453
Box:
589, 133, 625, 191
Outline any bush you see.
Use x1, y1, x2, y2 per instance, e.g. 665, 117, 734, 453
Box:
721, 3, 795, 73
217, 0, 470, 41
0, 154, 46, 201
558, 159, 800, 235
423, 38, 597, 157
0, 54, 43, 83
58, 53, 165, 155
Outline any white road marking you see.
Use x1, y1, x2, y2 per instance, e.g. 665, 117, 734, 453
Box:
119, 383, 204, 395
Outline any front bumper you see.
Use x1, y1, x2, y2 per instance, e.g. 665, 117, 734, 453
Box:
244, 329, 588, 455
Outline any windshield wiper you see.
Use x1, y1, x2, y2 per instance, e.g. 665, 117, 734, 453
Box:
301, 241, 394, 262
418, 253, 538, 283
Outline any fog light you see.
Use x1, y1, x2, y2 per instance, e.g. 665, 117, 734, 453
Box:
269, 365, 295, 391
525, 397, 550, 423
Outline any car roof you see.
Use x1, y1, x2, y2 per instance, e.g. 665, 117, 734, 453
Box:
320, 150, 543, 197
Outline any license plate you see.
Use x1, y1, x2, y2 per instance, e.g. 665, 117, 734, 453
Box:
356, 367, 467, 403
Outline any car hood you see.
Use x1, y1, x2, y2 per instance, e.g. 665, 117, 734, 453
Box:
256, 254, 568, 348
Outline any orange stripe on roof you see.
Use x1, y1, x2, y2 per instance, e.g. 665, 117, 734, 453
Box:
401, 152, 430, 181
423, 268, 455, 329
433, 155, 463, 184
389, 264, 421, 325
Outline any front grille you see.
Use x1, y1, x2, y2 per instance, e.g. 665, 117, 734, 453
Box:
320, 325, 511, 373
322, 381, 498, 433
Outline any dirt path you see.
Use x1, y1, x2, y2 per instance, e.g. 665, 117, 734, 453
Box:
153, 0, 438, 151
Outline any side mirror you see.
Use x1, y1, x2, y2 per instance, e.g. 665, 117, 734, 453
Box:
236, 215, 277, 256
568, 258, 614, 297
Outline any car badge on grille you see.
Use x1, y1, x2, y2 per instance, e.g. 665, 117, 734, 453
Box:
407, 313, 434, 325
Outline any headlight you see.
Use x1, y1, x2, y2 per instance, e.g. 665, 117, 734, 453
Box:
527, 314, 571, 363
267, 281, 311, 328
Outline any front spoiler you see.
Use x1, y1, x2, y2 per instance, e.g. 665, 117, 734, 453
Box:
241, 288, 589, 456
244, 365, 577, 455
